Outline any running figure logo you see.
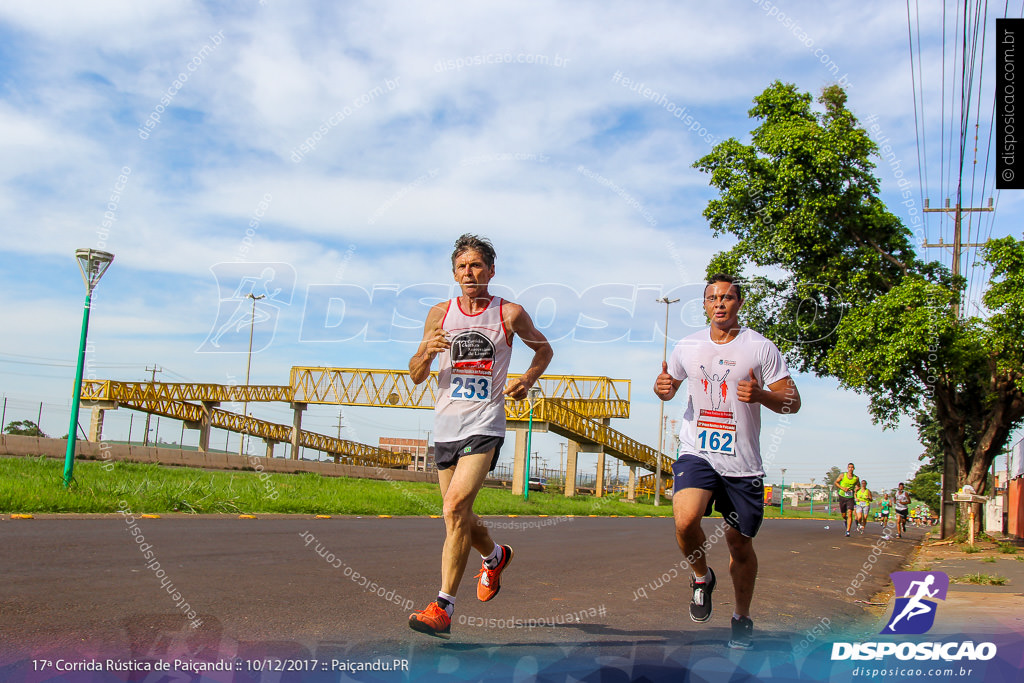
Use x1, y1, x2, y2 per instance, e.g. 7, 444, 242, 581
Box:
197, 263, 296, 353
882, 571, 949, 634
699, 365, 730, 410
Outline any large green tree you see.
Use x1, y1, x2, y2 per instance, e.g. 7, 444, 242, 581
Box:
694, 81, 1024, 515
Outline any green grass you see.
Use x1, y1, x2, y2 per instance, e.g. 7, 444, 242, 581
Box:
962, 544, 981, 554
954, 528, 995, 545
953, 573, 1008, 586
998, 542, 1019, 554
0, 456, 680, 517
0, 455, 882, 518
981, 556, 997, 563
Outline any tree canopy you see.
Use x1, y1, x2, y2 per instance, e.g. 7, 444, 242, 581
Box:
824, 465, 842, 489
694, 81, 1024, 501
3, 420, 48, 437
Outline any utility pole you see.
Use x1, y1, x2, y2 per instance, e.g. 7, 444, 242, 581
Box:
143, 365, 161, 446
923, 198, 993, 318
923, 197, 993, 540
655, 296, 680, 506
239, 293, 265, 456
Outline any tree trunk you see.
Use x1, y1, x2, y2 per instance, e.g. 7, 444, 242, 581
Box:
964, 369, 1024, 537
933, 384, 969, 534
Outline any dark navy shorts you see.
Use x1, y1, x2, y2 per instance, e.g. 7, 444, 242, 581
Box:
672, 453, 764, 538
838, 496, 855, 515
434, 435, 503, 471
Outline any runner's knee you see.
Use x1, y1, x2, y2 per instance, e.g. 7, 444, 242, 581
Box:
443, 497, 475, 526
725, 529, 754, 558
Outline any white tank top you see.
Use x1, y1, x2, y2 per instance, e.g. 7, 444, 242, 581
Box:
434, 296, 513, 442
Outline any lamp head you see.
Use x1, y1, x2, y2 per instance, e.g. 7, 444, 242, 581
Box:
75, 248, 114, 294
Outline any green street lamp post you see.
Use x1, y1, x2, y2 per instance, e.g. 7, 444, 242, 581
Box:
64, 248, 114, 487
780, 468, 787, 515
523, 386, 540, 501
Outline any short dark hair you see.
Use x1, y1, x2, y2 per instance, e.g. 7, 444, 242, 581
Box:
451, 234, 496, 269
706, 273, 743, 301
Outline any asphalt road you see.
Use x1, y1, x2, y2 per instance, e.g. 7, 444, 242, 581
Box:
0, 515, 926, 681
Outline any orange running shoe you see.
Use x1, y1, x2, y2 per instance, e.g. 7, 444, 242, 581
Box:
408, 601, 451, 639
476, 544, 514, 602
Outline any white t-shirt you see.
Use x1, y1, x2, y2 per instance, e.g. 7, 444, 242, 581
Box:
666, 326, 791, 477
894, 490, 911, 511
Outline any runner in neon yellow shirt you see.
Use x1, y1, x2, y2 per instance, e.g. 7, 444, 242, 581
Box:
834, 463, 860, 537
854, 480, 873, 533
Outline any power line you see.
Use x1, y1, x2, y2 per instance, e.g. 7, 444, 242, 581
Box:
0, 355, 142, 369
962, 0, 987, 308
907, 0, 930, 247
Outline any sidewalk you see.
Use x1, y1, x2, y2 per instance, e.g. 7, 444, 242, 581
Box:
876, 530, 1024, 635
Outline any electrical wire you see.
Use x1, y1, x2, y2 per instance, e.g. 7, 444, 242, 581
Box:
908, 0, 930, 250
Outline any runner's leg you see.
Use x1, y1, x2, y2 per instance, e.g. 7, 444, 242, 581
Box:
438, 450, 496, 596
673, 487, 715, 576
725, 526, 758, 617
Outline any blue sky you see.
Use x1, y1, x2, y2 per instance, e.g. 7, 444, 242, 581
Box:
1, 1, 1020, 490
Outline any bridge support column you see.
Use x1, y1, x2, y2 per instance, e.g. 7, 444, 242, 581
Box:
628, 466, 636, 501
88, 407, 105, 442
290, 402, 306, 460
564, 441, 579, 497
265, 439, 278, 459
198, 401, 218, 453
512, 428, 527, 495
596, 450, 606, 498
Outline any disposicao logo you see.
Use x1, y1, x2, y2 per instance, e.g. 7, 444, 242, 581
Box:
882, 570, 949, 634
831, 570, 997, 662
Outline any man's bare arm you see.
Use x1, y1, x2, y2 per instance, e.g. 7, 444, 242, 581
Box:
737, 371, 801, 415
409, 303, 449, 385
502, 303, 552, 400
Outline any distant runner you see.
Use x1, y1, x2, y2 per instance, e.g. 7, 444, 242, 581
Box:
893, 482, 911, 538
854, 480, 872, 534
834, 463, 860, 537
654, 274, 801, 650
879, 494, 891, 529
407, 234, 553, 638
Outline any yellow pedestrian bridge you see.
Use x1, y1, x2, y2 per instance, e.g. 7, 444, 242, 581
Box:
81, 367, 673, 498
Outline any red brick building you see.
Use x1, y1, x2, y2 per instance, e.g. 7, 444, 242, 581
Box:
379, 437, 434, 472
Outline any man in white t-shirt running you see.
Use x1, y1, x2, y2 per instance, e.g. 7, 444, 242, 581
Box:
654, 274, 801, 650
407, 234, 553, 638
893, 482, 911, 538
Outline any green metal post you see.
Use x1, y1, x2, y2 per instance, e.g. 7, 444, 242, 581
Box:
63, 293, 92, 487
524, 398, 535, 502
780, 475, 785, 515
